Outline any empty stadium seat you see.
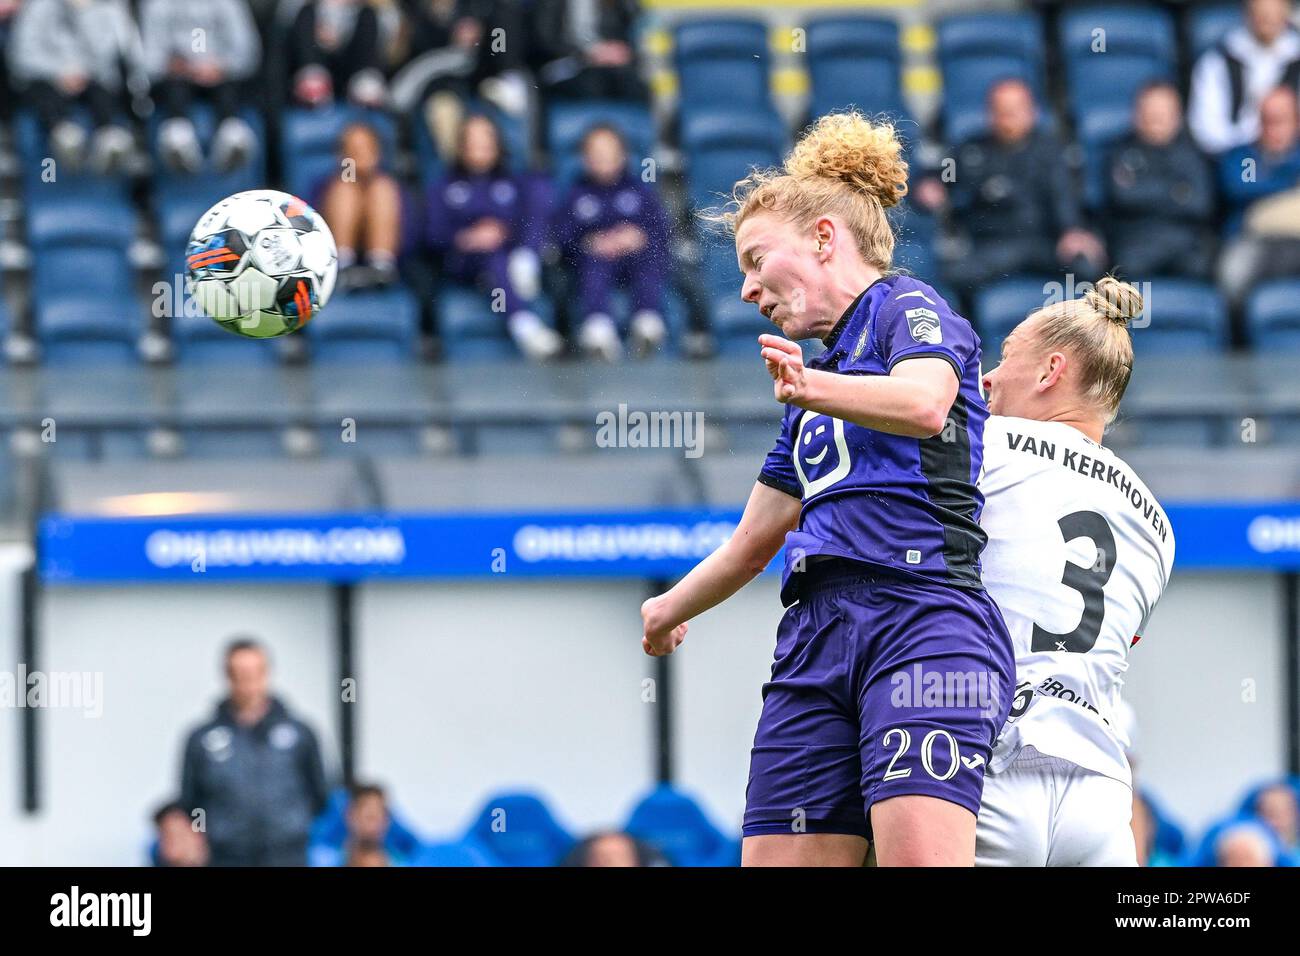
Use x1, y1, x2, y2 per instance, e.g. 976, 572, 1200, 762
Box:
409, 839, 496, 867
546, 100, 655, 184
32, 245, 133, 300
1131, 278, 1227, 354
178, 427, 289, 458
280, 106, 398, 199
674, 19, 773, 112
1246, 279, 1300, 350
682, 110, 786, 211
24, 179, 135, 250
34, 291, 142, 365
700, 241, 765, 356
464, 792, 575, 867
307, 285, 420, 362
805, 17, 907, 122
937, 12, 1047, 143
973, 276, 1054, 363
624, 785, 740, 867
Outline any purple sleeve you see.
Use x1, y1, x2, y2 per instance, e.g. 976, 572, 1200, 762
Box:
872, 288, 976, 379
757, 406, 802, 499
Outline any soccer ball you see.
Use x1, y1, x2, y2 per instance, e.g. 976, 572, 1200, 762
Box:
185, 189, 337, 338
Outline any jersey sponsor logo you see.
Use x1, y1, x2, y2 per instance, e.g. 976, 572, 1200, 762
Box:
905, 307, 942, 344
792, 412, 851, 498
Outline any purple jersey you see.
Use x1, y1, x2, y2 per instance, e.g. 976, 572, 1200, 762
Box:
758, 275, 989, 604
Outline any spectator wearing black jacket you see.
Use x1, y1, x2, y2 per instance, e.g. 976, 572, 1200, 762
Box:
529, 0, 645, 102
914, 78, 1106, 301
1106, 81, 1216, 279
179, 638, 329, 867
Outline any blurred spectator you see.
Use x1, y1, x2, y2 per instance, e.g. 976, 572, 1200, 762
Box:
1106, 81, 1216, 279
152, 800, 209, 866
310, 783, 409, 866
1189, 0, 1300, 155
0, 0, 19, 122
1214, 820, 1279, 866
318, 121, 408, 290
915, 78, 1105, 301
561, 831, 668, 866
555, 123, 670, 361
528, 0, 645, 102
427, 113, 562, 359
178, 637, 329, 867
7, 0, 144, 172
1251, 781, 1299, 855
392, 0, 534, 161
1217, 85, 1300, 314
288, 0, 399, 107
141, 0, 261, 173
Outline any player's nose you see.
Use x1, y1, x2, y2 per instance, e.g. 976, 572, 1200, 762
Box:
740, 273, 761, 304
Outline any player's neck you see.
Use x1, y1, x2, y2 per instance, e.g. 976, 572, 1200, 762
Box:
1046, 413, 1105, 445
824, 263, 882, 330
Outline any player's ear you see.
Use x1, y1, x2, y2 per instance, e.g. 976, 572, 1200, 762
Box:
1038, 351, 1068, 391
813, 217, 834, 257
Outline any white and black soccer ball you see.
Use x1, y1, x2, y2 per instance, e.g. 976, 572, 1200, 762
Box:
185, 189, 338, 338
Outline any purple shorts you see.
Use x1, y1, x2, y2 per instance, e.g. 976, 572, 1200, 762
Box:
743, 561, 1014, 840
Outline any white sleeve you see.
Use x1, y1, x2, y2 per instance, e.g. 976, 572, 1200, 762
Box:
1188, 51, 1236, 155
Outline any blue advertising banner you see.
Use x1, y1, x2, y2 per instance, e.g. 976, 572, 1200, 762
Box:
35, 502, 1300, 584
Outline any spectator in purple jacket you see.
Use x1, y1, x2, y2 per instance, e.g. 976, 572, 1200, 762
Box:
554, 123, 669, 360
319, 121, 403, 290
426, 112, 563, 359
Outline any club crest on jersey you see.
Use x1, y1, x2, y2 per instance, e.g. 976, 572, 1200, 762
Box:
905, 307, 942, 344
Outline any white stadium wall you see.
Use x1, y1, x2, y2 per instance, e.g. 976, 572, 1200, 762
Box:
0, 571, 1289, 864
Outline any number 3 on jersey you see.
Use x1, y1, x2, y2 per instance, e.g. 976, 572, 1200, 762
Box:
1031, 510, 1117, 654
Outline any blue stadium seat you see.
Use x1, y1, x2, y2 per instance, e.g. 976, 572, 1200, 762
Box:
805, 17, 906, 122
624, 785, 739, 867
179, 427, 286, 458
280, 106, 398, 199
546, 100, 655, 185
32, 245, 133, 300
937, 12, 1047, 143
1132, 278, 1227, 355
307, 285, 420, 362
35, 291, 142, 365
11, 108, 133, 187
973, 276, 1054, 364
24, 179, 135, 250
682, 110, 786, 211
464, 792, 575, 867
701, 240, 765, 355
1058, 7, 1177, 207
409, 839, 497, 867
1188, 3, 1242, 60
674, 19, 772, 111
1246, 279, 1300, 350
435, 284, 554, 360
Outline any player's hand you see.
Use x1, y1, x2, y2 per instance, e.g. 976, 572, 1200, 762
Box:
759, 334, 806, 404
641, 596, 687, 656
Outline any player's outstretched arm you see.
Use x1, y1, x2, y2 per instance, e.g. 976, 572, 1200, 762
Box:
641, 481, 800, 656
759, 334, 957, 438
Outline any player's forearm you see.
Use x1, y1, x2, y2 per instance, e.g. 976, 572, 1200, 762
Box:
796, 367, 949, 438
646, 539, 771, 632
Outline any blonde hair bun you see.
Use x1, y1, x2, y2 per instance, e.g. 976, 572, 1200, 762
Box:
784, 111, 909, 210
1084, 276, 1144, 327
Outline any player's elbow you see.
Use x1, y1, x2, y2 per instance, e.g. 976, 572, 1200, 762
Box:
911, 399, 951, 439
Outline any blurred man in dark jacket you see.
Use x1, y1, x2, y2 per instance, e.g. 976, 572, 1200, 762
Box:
179, 637, 329, 866
529, 0, 644, 101
915, 77, 1106, 300
1106, 80, 1216, 279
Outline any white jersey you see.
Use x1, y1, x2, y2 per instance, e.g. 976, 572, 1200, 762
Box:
978, 416, 1175, 787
